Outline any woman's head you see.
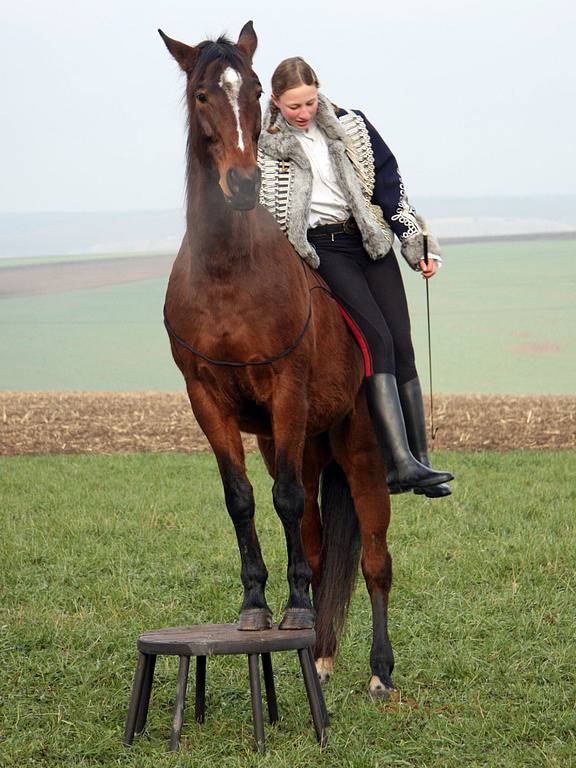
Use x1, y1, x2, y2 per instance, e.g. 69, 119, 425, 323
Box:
268, 57, 320, 132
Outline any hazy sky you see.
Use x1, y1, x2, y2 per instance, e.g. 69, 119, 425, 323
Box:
1, 0, 574, 213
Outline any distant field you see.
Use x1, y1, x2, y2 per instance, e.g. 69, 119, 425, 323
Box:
0, 239, 574, 394
0, 250, 171, 270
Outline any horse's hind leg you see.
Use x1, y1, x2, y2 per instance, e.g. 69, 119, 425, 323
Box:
300, 439, 336, 680
187, 382, 271, 630
360, 519, 394, 699
331, 409, 395, 698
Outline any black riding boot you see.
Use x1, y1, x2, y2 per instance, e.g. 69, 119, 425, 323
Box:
398, 377, 452, 498
365, 373, 453, 493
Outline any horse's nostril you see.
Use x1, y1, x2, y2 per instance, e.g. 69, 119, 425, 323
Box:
227, 167, 259, 201
227, 168, 240, 194
240, 177, 255, 195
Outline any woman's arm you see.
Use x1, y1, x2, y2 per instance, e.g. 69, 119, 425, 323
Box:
354, 110, 442, 275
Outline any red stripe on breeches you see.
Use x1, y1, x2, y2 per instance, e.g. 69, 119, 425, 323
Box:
336, 303, 373, 377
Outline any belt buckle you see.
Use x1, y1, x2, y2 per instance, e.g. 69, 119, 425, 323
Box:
343, 218, 356, 235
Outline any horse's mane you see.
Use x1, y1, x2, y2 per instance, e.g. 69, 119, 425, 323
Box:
195, 35, 244, 77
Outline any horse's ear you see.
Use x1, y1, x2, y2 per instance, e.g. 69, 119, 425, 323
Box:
158, 29, 200, 74
237, 20, 257, 63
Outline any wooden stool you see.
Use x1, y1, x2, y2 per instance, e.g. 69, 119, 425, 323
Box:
123, 623, 329, 752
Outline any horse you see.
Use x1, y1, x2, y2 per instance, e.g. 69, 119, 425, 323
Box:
159, 21, 395, 699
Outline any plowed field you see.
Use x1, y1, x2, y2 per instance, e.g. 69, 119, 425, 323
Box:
1, 392, 573, 455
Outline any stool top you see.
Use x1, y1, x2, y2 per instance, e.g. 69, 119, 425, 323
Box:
137, 623, 316, 656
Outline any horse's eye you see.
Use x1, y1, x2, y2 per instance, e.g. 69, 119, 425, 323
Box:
256, 90, 263, 100
196, 92, 207, 103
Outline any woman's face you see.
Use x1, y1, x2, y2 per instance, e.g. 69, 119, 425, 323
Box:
272, 84, 318, 131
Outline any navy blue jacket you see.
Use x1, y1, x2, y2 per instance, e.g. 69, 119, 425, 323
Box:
336, 107, 420, 244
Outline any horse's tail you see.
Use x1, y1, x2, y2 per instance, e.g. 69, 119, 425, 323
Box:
315, 460, 361, 658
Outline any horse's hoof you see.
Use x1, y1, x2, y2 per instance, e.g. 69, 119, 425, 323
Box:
315, 657, 333, 683
238, 608, 273, 631
278, 607, 315, 630
368, 675, 396, 701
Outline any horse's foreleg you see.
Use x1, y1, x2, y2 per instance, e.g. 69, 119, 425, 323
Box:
274, 450, 314, 629
270, 396, 314, 629
187, 383, 271, 630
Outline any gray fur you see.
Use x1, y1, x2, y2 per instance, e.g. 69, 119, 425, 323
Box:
400, 214, 442, 269
259, 93, 393, 268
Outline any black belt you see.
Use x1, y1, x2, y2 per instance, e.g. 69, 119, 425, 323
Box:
307, 217, 359, 240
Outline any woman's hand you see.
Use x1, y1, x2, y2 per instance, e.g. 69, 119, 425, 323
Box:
419, 258, 438, 279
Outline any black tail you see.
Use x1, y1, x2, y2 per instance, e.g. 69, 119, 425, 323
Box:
315, 460, 361, 658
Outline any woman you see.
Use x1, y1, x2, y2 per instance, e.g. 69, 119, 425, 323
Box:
258, 57, 452, 497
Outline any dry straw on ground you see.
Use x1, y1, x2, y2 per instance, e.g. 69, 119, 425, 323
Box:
1, 392, 574, 456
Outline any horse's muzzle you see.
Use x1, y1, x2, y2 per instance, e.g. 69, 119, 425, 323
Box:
226, 166, 261, 211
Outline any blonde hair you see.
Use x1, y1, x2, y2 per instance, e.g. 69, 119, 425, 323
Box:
267, 57, 320, 134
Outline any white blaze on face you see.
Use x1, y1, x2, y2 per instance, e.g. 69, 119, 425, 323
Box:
219, 67, 245, 152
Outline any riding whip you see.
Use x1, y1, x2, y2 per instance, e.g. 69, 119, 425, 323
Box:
422, 230, 438, 442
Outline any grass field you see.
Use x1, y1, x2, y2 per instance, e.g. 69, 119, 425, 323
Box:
0, 239, 574, 394
2, 450, 575, 767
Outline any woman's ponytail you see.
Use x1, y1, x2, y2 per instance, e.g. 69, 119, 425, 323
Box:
267, 100, 281, 134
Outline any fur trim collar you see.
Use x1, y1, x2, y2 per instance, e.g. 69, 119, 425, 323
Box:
259, 93, 347, 166
258, 93, 393, 266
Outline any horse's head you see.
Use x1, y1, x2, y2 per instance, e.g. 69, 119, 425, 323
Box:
159, 22, 262, 211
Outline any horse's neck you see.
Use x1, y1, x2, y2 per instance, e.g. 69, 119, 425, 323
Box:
185, 170, 255, 277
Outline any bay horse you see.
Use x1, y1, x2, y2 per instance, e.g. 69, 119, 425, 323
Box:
159, 21, 394, 699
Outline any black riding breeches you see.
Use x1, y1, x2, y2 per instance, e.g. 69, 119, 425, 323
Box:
310, 232, 418, 383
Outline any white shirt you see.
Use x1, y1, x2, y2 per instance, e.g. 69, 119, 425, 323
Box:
289, 119, 350, 228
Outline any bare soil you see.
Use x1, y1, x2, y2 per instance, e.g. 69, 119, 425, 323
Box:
0, 392, 573, 456
0, 253, 173, 298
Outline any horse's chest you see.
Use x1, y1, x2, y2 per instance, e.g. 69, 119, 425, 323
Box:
181, 336, 276, 405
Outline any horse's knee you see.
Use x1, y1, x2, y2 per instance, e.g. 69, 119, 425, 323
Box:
272, 477, 305, 525
223, 472, 255, 523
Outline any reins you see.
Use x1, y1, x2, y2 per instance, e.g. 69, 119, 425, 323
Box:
163, 266, 331, 368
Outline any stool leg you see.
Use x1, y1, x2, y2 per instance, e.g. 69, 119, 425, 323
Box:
306, 647, 329, 727
135, 654, 156, 734
169, 655, 190, 752
123, 652, 148, 745
261, 653, 279, 724
248, 653, 265, 752
298, 648, 328, 747
195, 655, 206, 724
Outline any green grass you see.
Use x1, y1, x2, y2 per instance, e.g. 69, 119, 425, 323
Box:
1, 450, 575, 767
0, 238, 575, 394
0, 277, 181, 391
401, 238, 576, 395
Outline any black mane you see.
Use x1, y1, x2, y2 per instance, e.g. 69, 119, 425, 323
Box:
196, 35, 244, 76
